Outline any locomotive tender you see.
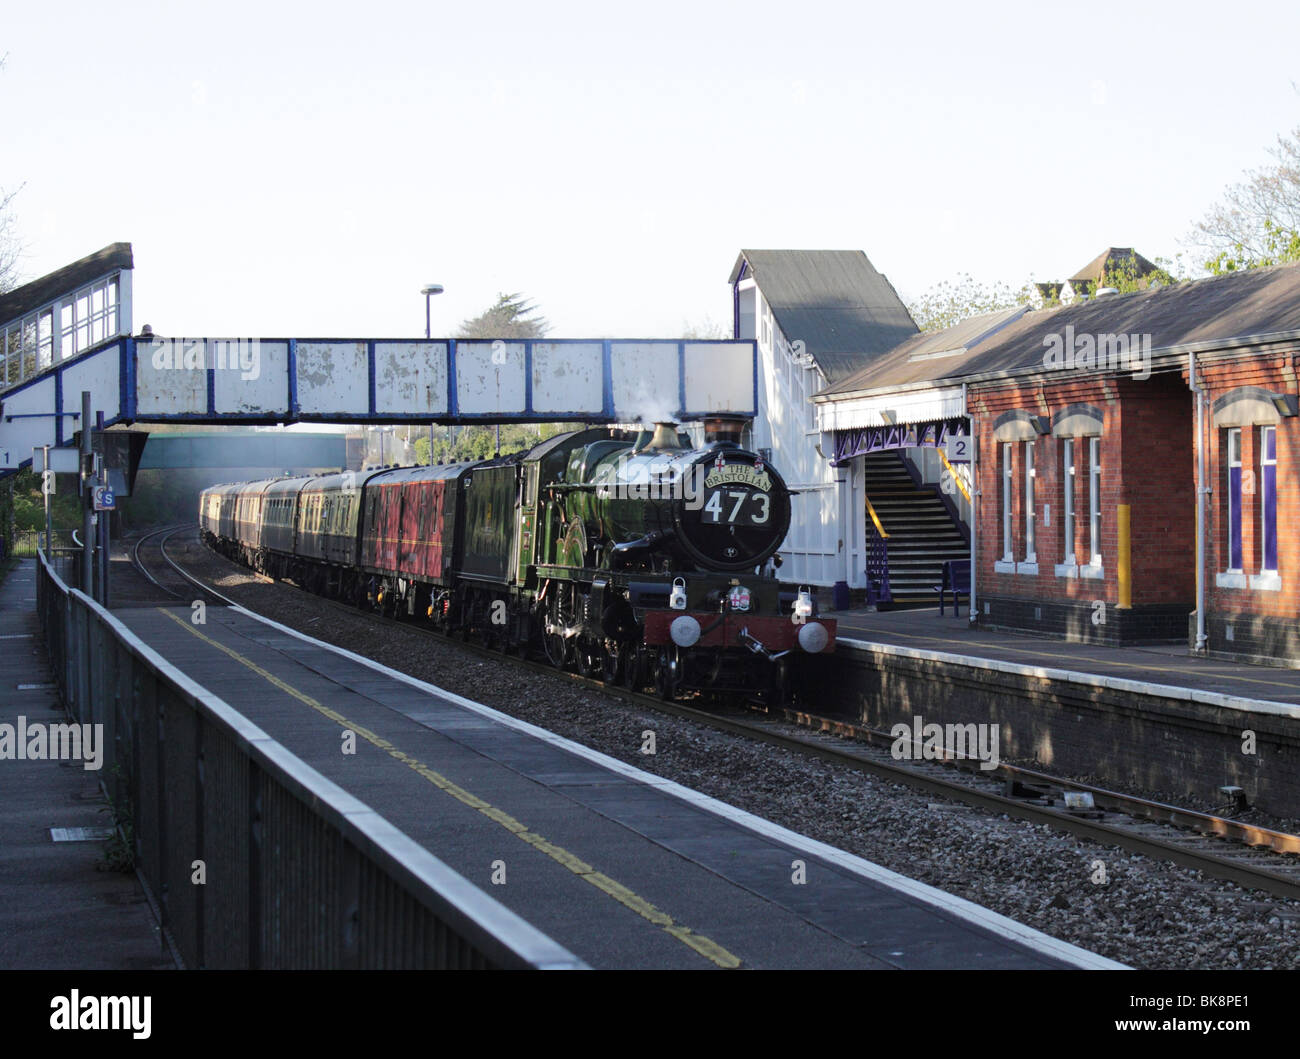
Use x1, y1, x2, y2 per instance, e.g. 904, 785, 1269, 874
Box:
199, 418, 836, 702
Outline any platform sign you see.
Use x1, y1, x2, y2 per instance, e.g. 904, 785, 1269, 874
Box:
944, 434, 972, 463
31, 447, 80, 474
93, 485, 115, 511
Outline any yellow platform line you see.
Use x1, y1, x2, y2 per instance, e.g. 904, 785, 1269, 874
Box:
157, 607, 741, 968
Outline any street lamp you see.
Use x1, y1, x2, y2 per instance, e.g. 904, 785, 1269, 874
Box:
421, 284, 445, 462
421, 283, 444, 339
376, 425, 397, 467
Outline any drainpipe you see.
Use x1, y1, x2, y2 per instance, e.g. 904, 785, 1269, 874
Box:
966, 382, 977, 625
1189, 351, 1207, 652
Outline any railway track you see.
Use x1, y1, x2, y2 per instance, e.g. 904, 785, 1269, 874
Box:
140, 525, 1300, 903
129, 524, 227, 602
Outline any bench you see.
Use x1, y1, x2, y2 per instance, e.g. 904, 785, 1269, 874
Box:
935, 559, 970, 616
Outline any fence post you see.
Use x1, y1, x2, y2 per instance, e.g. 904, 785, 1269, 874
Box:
248, 762, 263, 970
194, 715, 206, 969
155, 682, 169, 942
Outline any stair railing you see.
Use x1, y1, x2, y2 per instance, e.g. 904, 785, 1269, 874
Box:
864, 496, 892, 606
937, 447, 972, 504
865, 494, 890, 539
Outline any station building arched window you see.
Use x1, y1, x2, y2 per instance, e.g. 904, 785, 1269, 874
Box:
1212, 387, 1290, 591
1049, 404, 1104, 579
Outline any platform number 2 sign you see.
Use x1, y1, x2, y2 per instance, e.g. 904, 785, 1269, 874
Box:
943, 434, 971, 463
941, 435, 970, 496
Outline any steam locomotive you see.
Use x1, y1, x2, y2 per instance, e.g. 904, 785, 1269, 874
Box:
199, 417, 836, 703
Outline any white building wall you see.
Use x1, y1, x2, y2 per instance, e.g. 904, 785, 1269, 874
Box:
738, 279, 846, 587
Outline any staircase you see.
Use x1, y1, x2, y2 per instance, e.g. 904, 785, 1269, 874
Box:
864, 451, 969, 607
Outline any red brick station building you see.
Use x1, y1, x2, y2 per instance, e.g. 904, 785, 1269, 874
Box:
814, 261, 1300, 663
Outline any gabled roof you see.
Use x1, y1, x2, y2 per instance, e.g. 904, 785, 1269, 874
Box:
0, 243, 133, 326
1067, 246, 1160, 285
729, 249, 918, 384
816, 261, 1300, 400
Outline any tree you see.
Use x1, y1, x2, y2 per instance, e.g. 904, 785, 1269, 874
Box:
0, 56, 19, 294
456, 292, 549, 339
908, 252, 1188, 334
1191, 121, 1300, 274
678, 316, 730, 339
410, 294, 562, 464
415, 421, 572, 465
1070, 254, 1182, 299
906, 273, 1038, 333
1202, 220, 1300, 275
0, 186, 19, 295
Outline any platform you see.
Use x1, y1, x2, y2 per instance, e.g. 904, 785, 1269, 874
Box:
0, 560, 173, 969
828, 604, 1300, 709
111, 601, 1118, 970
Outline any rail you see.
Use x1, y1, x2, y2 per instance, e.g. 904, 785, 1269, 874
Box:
864, 494, 890, 538
34, 548, 586, 970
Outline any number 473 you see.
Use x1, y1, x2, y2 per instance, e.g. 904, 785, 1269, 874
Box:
703, 490, 770, 524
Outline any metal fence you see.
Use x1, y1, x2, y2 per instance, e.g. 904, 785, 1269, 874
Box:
8, 530, 78, 560
35, 550, 585, 970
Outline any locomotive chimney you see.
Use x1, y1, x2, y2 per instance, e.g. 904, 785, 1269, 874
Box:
647, 421, 684, 450
702, 414, 750, 448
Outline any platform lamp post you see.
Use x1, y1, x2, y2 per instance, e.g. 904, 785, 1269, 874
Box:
422, 284, 444, 463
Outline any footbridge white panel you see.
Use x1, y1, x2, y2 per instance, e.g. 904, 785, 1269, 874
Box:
0, 336, 757, 474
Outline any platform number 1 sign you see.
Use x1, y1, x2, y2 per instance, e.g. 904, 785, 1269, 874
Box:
943, 434, 971, 464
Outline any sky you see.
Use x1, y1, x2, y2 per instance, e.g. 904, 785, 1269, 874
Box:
2, 0, 1299, 341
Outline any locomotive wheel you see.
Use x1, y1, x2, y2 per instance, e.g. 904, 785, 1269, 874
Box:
544, 587, 580, 671
622, 645, 644, 691
458, 589, 473, 642
489, 609, 510, 653
766, 657, 792, 709
600, 642, 623, 686
577, 638, 602, 679
543, 602, 570, 671
505, 613, 526, 657
654, 648, 679, 702
544, 627, 570, 670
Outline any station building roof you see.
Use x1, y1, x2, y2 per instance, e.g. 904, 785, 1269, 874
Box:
729, 249, 918, 384
0, 242, 133, 325
816, 260, 1300, 401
